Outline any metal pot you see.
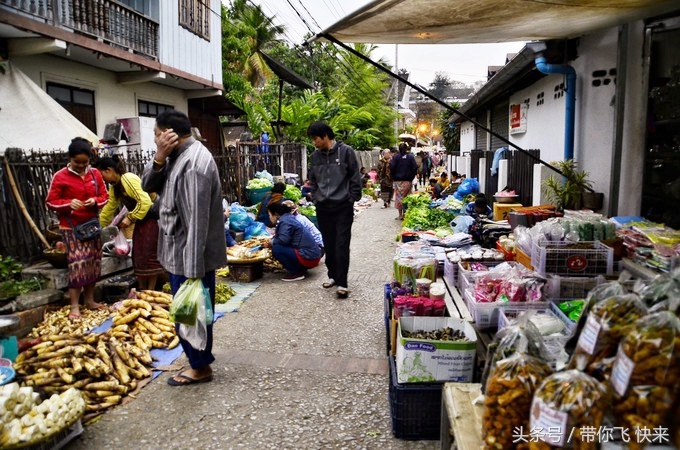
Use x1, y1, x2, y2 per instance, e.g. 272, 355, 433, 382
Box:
508, 212, 529, 230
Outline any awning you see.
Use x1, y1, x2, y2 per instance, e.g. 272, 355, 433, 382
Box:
0, 62, 99, 153
319, 0, 680, 44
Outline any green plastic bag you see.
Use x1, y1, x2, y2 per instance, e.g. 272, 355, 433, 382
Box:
169, 278, 202, 325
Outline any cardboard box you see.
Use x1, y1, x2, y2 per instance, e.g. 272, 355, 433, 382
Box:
396, 317, 476, 383
493, 203, 523, 221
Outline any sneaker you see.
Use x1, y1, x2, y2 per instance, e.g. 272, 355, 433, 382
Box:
282, 273, 305, 282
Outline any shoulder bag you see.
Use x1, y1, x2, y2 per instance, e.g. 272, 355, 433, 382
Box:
67, 173, 102, 241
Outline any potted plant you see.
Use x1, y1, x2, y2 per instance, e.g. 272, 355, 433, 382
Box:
542, 159, 598, 211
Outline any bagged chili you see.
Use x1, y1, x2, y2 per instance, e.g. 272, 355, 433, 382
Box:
483, 353, 552, 449
569, 294, 647, 381
609, 311, 680, 445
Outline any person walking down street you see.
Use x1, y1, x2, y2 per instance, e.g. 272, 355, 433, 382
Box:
390, 142, 418, 221
142, 110, 227, 386
97, 155, 165, 291
422, 152, 432, 185
46, 137, 109, 320
414, 151, 424, 188
263, 201, 322, 281
377, 149, 394, 208
307, 121, 362, 299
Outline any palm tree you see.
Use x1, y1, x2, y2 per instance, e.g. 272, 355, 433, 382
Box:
227, 0, 285, 87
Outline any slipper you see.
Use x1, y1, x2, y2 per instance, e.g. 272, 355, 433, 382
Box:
85, 303, 108, 311
167, 373, 213, 386
68, 313, 81, 321
336, 287, 349, 299
322, 279, 336, 289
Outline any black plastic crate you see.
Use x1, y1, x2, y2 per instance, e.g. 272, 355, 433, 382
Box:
388, 356, 443, 440
384, 294, 391, 356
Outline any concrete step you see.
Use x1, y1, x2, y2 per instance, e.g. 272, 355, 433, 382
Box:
22, 256, 133, 290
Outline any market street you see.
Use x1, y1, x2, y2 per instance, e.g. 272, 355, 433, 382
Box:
66, 201, 438, 449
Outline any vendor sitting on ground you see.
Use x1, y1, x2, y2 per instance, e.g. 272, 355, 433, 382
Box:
282, 200, 324, 257
464, 193, 492, 219
256, 182, 287, 227
438, 172, 451, 189
263, 201, 322, 281
429, 178, 444, 199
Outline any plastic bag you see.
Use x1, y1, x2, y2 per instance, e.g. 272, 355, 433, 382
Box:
529, 367, 608, 449
569, 294, 647, 381
169, 278, 202, 325
480, 314, 550, 392
453, 177, 480, 200
610, 311, 680, 434
111, 206, 129, 227
230, 210, 255, 232
244, 221, 269, 239
179, 295, 207, 351
113, 231, 130, 257
482, 353, 552, 449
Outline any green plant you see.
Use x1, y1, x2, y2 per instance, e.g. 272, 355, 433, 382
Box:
542, 159, 593, 211
0, 255, 42, 300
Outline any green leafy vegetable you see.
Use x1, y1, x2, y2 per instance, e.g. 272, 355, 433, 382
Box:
284, 185, 302, 202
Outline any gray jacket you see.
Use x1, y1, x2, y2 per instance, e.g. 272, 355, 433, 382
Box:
142, 138, 227, 278
309, 141, 362, 209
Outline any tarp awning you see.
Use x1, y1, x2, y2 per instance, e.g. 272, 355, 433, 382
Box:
319, 0, 680, 44
0, 62, 99, 153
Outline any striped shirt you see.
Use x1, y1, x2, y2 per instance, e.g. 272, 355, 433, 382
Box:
142, 138, 227, 278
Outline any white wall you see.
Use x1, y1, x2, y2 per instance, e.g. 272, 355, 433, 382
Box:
158, 0, 223, 86
508, 76, 566, 164
14, 55, 187, 138
572, 28, 619, 212
459, 121, 476, 152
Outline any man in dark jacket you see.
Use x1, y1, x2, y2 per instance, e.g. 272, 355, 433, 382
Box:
307, 121, 362, 299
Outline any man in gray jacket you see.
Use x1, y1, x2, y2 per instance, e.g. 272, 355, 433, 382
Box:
307, 121, 362, 299
142, 110, 227, 386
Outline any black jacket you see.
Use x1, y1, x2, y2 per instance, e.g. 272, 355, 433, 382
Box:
390, 153, 418, 182
309, 141, 362, 209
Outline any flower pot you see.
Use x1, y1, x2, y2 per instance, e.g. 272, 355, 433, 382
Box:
582, 192, 604, 211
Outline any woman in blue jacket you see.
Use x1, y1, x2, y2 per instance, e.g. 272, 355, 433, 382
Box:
264, 201, 322, 281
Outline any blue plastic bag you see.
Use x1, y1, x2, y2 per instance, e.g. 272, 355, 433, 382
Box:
230, 211, 254, 232
244, 221, 269, 239
454, 178, 480, 200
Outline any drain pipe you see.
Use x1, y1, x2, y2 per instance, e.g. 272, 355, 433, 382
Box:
534, 56, 577, 161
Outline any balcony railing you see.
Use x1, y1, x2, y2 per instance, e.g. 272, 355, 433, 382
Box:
1, 0, 158, 59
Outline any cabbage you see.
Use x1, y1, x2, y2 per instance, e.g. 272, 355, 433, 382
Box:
284, 185, 302, 202
247, 178, 273, 189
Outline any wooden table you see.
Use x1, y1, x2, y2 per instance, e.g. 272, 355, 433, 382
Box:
440, 382, 484, 450
443, 276, 473, 322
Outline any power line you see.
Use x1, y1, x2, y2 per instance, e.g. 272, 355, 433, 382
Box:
294, 0, 322, 31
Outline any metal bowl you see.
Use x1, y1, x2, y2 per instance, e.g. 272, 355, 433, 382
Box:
0, 315, 20, 333
494, 195, 519, 204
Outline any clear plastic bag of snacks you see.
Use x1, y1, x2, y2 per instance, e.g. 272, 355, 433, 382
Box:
483, 353, 552, 449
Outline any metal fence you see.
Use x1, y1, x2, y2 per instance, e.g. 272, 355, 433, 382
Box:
0, 142, 305, 263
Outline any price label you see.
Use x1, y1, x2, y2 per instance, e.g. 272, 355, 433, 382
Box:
611, 350, 634, 396
576, 315, 601, 355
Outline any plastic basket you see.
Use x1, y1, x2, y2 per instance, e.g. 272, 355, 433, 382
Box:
388, 356, 443, 440
457, 260, 513, 295
443, 256, 457, 286
384, 291, 392, 356
463, 288, 549, 329
245, 186, 272, 206
530, 241, 613, 277
544, 274, 604, 300
550, 300, 578, 334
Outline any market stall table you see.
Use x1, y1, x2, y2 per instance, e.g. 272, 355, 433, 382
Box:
440, 382, 483, 450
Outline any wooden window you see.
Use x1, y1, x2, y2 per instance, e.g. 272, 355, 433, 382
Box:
46, 82, 97, 134
179, 0, 210, 40
138, 100, 174, 117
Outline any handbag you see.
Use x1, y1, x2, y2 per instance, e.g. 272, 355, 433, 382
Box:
67, 173, 102, 241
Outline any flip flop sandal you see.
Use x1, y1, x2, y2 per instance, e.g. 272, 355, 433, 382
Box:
167, 373, 213, 386
336, 288, 349, 299
322, 280, 336, 289
68, 313, 81, 321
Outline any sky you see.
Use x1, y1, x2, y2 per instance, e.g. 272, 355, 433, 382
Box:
230, 0, 526, 87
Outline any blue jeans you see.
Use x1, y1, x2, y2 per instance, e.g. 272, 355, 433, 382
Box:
272, 244, 305, 275
169, 271, 216, 370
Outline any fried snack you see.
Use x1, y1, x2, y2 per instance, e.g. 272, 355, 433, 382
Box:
483, 354, 552, 449
481, 316, 549, 392
610, 311, 680, 448
529, 370, 608, 450
569, 294, 647, 381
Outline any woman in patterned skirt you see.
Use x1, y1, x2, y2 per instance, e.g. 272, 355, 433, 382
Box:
97, 155, 165, 290
46, 137, 109, 319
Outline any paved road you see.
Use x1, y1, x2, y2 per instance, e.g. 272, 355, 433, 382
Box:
67, 201, 439, 449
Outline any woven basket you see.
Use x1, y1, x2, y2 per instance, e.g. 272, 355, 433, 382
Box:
43, 249, 68, 268
45, 223, 63, 243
